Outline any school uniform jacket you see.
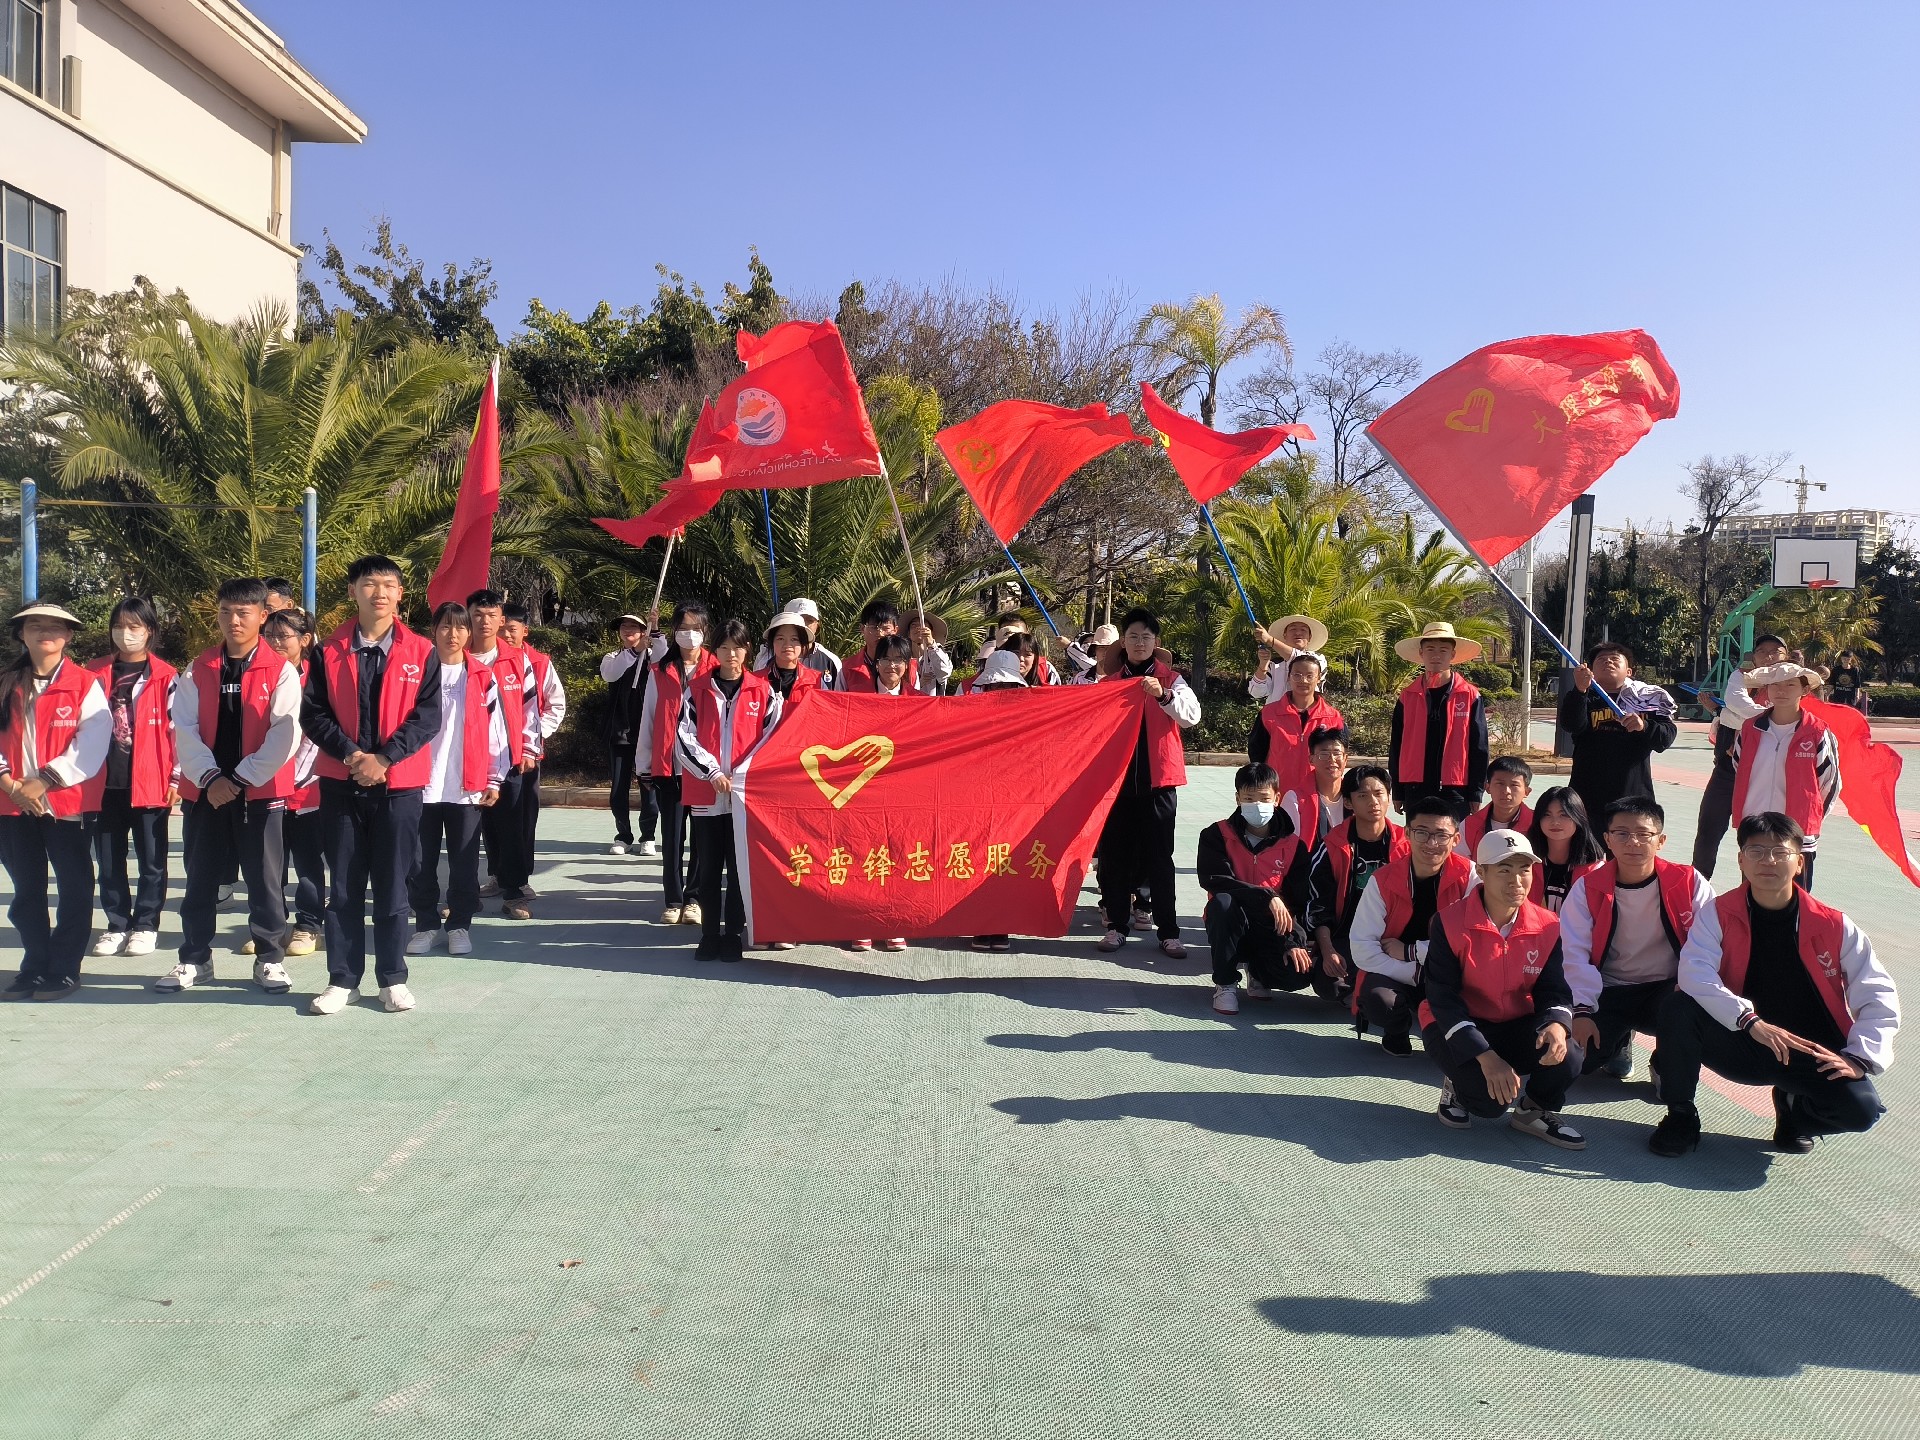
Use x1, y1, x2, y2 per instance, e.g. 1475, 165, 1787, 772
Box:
1099, 659, 1200, 789
301, 622, 442, 791
1558, 857, 1713, 1011
173, 642, 301, 801
1421, 892, 1574, 1055
0, 659, 111, 818
1304, 819, 1408, 954
637, 650, 717, 777
524, 644, 568, 751
422, 655, 512, 804
676, 671, 783, 814
474, 643, 541, 767
1347, 850, 1477, 990
83, 654, 179, 809
1729, 711, 1841, 842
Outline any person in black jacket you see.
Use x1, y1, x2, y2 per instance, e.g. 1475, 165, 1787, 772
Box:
1556, 641, 1677, 818
1198, 763, 1314, 1016
600, 612, 661, 858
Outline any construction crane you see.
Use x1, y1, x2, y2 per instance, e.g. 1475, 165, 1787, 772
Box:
1778, 465, 1828, 514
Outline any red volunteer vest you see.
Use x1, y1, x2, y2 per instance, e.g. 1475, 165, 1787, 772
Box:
83, 654, 178, 810
1325, 819, 1409, 926
840, 649, 920, 695
181, 642, 295, 802
1207, 820, 1299, 897
650, 651, 717, 775
1396, 674, 1481, 786
288, 660, 319, 812
1353, 849, 1474, 1014
1715, 886, 1852, 1039
452, 654, 499, 795
1730, 712, 1830, 838
483, 642, 533, 768
1432, 893, 1562, 1026
681, 670, 774, 809
1100, 659, 1187, 788
0, 659, 103, 818
1465, 800, 1534, 853
314, 622, 437, 791
1260, 693, 1343, 819
757, 662, 825, 703
1579, 858, 1699, 975
1033, 656, 1058, 687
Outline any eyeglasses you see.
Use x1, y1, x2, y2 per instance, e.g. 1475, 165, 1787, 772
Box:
1606, 829, 1660, 844
1408, 827, 1457, 844
1741, 845, 1798, 863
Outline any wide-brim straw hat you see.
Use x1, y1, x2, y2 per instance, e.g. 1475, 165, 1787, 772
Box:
1266, 614, 1329, 652
904, 610, 949, 644
1088, 623, 1120, 649
1746, 661, 1819, 689
1394, 621, 1483, 665
10, 602, 82, 629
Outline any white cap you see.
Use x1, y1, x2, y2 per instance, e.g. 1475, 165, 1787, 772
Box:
764, 611, 814, 638
10, 602, 82, 628
977, 650, 1027, 687
789, 597, 821, 622
1475, 828, 1540, 867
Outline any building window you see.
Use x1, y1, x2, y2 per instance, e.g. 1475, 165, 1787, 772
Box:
2, 184, 61, 334
2, 0, 42, 96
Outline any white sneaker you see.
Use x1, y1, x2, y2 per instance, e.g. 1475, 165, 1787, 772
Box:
639, 840, 660, 858
1212, 985, 1241, 1015
308, 985, 355, 1015
254, 960, 292, 993
680, 901, 703, 926
660, 905, 683, 925
405, 929, 440, 956
154, 962, 211, 992
381, 984, 417, 1013
446, 928, 472, 955
608, 842, 629, 856
124, 930, 158, 956
92, 932, 129, 957
769, 941, 795, 951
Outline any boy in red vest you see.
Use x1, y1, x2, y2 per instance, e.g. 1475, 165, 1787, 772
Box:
1649, 812, 1898, 1157
1728, 661, 1840, 892
1199, 762, 1314, 1014
262, 609, 325, 957
1459, 756, 1533, 858
1347, 795, 1476, 1053
465, 590, 542, 919
1422, 828, 1585, 1148
1284, 726, 1348, 849
1559, 796, 1713, 1082
638, 601, 715, 926
1306, 763, 1403, 1003
501, 601, 567, 905
164, 577, 302, 995
1387, 622, 1488, 815
676, 619, 782, 961
1249, 652, 1342, 823
301, 556, 443, 1015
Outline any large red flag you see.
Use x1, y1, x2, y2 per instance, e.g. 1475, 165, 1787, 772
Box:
735, 685, 1149, 943
1140, 382, 1315, 504
428, 357, 501, 608
1804, 697, 1920, 889
680, 320, 880, 491
936, 400, 1147, 544
1365, 330, 1679, 564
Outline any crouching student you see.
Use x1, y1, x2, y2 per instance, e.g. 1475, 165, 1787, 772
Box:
1648, 812, 1899, 1158
1559, 797, 1711, 1081
407, 602, 509, 958
262, 608, 324, 957
1422, 829, 1585, 1148
1306, 764, 1404, 1005
1524, 786, 1605, 913
86, 597, 177, 960
1460, 755, 1533, 858
1200, 762, 1314, 1015
677, 620, 782, 961
1347, 795, 1475, 1053
1729, 662, 1840, 892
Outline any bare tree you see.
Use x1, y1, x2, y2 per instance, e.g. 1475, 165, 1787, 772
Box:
1680, 452, 1789, 676
1234, 341, 1421, 515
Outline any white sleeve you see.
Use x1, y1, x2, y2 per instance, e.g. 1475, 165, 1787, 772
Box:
676, 696, 721, 782
537, 665, 567, 738
1722, 669, 1765, 722
1350, 875, 1416, 984
601, 650, 639, 683
1247, 669, 1275, 701
649, 634, 670, 663
487, 686, 511, 788
519, 658, 542, 758
234, 664, 302, 789
635, 682, 659, 773
917, 645, 953, 693
171, 667, 220, 788
1163, 674, 1202, 729
1676, 899, 1750, 1032
1559, 877, 1602, 1011
751, 644, 773, 672
1839, 917, 1899, 1074
42, 679, 110, 789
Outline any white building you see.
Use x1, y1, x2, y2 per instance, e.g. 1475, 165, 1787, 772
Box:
0, 0, 363, 330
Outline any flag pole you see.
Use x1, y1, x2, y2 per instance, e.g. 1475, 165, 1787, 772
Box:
648, 529, 677, 623
760, 490, 781, 610
878, 457, 927, 624
999, 539, 1063, 640
1197, 502, 1260, 630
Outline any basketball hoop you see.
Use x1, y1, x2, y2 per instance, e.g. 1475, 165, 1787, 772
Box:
1807, 578, 1840, 589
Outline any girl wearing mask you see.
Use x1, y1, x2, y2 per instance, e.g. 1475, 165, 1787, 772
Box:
86, 598, 178, 960
637, 601, 715, 926
262, 608, 325, 956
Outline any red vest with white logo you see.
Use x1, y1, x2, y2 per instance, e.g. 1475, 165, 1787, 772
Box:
0, 659, 104, 818
483, 642, 533, 767
1260, 692, 1343, 808
758, 662, 826, 704
83, 654, 178, 810
681, 670, 774, 808
453, 655, 499, 795
650, 651, 717, 775
1352, 849, 1474, 1014
181, 643, 295, 802
840, 649, 920, 694
314, 622, 437, 791
1730, 711, 1831, 838
1325, 818, 1409, 926
1434, 893, 1562, 1025
525, 645, 555, 721
1580, 857, 1699, 975
1715, 886, 1852, 1038
1207, 820, 1299, 898
1395, 674, 1480, 786
1465, 800, 1534, 853
1100, 659, 1187, 788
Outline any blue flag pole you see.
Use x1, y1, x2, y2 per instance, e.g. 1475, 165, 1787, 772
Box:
761, 489, 781, 611
1197, 502, 1260, 630
1000, 540, 1062, 640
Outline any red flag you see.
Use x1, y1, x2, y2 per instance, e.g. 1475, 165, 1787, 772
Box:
936, 400, 1147, 545
736, 685, 1149, 943
428, 357, 501, 608
680, 320, 880, 491
1140, 382, 1315, 504
1804, 697, 1920, 889
1365, 330, 1679, 564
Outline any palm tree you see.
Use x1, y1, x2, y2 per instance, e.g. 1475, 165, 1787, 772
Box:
1370, 513, 1505, 667
1761, 585, 1884, 666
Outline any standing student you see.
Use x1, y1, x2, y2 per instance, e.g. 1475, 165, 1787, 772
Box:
962, 649, 1031, 953
751, 596, 841, 683
1729, 661, 1840, 892
407, 602, 509, 958
0, 604, 109, 1001
85, 597, 177, 960
1285, 726, 1349, 849
1826, 650, 1868, 713
838, 599, 953, 695
849, 633, 920, 953
1387, 621, 1488, 815
677, 619, 782, 961
759, 611, 829, 706
262, 609, 324, 957
501, 602, 566, 903
968, 632, 1036, 693
1693, 634, 1784, 877
301, 555, 442, 1015
601, 612, 662, 858
1557, 642, 1677, 819
262, 577, 299, 612
1200, 762, 1315, 1014
1248, 614, 1330, 702
164, 578, 301, 995
466, 591, 541, 920
1248, 652, 1342, 830
903, 611, 954, 695
1524, 785, 1605, 913
1094, 609, 1202, 957
1460, 756, 1533, 857
638, 601, 715, 926
1347, 795, 1476, 1053
1306, 764, 1405, 1002
1422, 829, 1585, 1149
1649, 812, 1899, 1158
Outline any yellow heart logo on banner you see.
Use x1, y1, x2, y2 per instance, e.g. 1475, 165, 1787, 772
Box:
800, 735, 894, 809
1444, 388, 1495, 433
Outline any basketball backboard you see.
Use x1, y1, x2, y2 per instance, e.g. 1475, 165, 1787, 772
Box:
1771, 535, 1858, 589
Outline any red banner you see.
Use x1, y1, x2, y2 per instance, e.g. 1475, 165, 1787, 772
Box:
1141, 382, 1314, 504
593, 482, 718, 550
735, 685, 1149, 943
428, 357, 501, 608
936, 399, 1147, 544
1805, 697, 1920, 889
1366, 330, 1680, 564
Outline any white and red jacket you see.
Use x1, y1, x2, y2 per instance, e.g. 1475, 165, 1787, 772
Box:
83, 654, 179, 810
423, 654, 512, 804
473, 642, 542, 768
1730, 709, 1841, 843
311, 621, 439, 791
523, 643, 568, 756
637, 649, 716, 777
173, 642, 301, 801
0, 659, 110, 818
675, 669, 783, 814
1099, 659, 1199, 788
1558, 857, 1713, 1011
1679, 885, 1899, 1074
288, 660, 319, 814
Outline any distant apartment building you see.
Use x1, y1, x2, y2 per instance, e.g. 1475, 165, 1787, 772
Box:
0, 0, 363, 331
1721, 509, 1892, 563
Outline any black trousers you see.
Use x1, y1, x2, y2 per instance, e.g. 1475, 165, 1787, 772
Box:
691, 813, 743, 945
1424, 1016, 1583, 1116
0, 814, 93, 985
286, 809, 326, 931
608, 741, 658, 846
412, 802, 485, 930
1692, 726, 1739, 877
1096, 786, 1178, 938
653, 773, 699, 906
1357, 971, 1421, 1040
518, 761, 543, 883
88, 788, 169, 932
179, 796, 286, 966
1578, 978, 1673, 1073
1652, 991, 1884, 1133
481, 770, 531, 891
321, 780, 422, 989
1206, 892, 1331, 996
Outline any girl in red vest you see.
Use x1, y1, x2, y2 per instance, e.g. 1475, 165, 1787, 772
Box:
638, 600, 715, 926
262, 608, 325, 958
677, 620, 782, 961
752, 611, 829, 953
1347, 794, 1477, 1052
85, 597, 178, 960
1199, 762, 1315, 1014
0, 603, 109, 1001
1305, 763, 1405, 1001
1387, 622, 1488, 815
1728, 662, 1840, 891
1523, 786, 1605, 914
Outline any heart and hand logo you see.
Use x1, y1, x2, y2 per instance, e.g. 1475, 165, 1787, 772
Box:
800, 735, 894, 809
1445, 388, 1495, 434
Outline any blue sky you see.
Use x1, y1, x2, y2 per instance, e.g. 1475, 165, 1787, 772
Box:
264, 1, 1918, 538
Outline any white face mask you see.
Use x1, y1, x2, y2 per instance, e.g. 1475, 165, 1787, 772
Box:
675, 629, 703, 651
1239, 800, 1275, 828
112, 626, 148, 652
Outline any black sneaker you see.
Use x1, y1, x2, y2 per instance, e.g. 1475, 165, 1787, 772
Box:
720, 936, 745, 963
1436, 1079, 1471, 1129
694, 940, 720, 962
1380, 1029, 1413, 1056
32, 977, 79, 1003
1648, 1109, 1702, 1156
1771, 1089, 1815, 1154
3, 974, 39, 1001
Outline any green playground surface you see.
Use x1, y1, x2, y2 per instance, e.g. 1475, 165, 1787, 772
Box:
2, 724, 1916, 1439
